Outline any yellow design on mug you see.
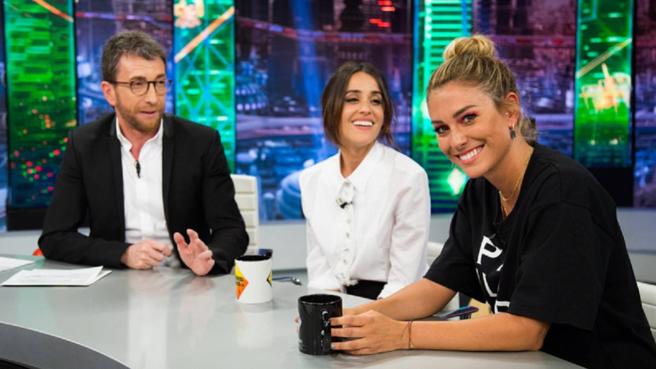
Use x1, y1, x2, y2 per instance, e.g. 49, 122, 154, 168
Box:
235, 265, 249, 299
267, 272, 272, 286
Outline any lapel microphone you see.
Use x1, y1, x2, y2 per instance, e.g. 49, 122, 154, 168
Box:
336, 198, 352, 209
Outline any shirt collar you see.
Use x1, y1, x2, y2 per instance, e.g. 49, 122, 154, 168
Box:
115, 116, 164, 150
340, 141, 384, 191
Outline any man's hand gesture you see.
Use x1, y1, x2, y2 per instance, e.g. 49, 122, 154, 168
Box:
174, 229, 215, 276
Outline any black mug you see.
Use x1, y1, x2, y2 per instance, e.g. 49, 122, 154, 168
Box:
298, 294, 342, 355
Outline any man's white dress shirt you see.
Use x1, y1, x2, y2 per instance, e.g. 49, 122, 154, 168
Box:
300, 142, 430, 298
116, 118, 177, 266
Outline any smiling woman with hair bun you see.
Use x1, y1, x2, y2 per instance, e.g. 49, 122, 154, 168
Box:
329, 36, 656, 369
299, 61, 430, 300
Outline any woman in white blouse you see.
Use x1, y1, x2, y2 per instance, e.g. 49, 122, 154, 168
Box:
300, 61, 430, 299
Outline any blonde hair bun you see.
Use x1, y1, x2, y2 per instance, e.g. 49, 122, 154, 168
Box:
442, 34, 496, 62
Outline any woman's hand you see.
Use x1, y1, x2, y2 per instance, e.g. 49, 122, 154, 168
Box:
341, 307, 357, 316
330, 310, 409, 355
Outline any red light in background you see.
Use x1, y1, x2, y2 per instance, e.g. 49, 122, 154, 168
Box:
381, 6, 395, 12
378, 21, 391, 28
369, 18, 381, 24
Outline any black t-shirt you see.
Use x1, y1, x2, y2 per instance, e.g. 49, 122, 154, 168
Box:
425, 144, 656, 369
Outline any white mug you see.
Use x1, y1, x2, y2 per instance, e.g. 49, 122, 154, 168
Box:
235, 254, 272, 303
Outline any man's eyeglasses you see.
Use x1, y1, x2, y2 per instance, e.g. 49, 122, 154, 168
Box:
109, 79, 171, 96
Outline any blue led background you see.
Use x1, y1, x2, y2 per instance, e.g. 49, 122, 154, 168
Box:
0, 0, 655, 231
472, 0, 576, 156
75, 0, 174, 125
634, 0, 656, 206
234, 0, 413, 220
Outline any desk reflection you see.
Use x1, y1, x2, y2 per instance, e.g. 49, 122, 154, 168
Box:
0, 258, 582, 369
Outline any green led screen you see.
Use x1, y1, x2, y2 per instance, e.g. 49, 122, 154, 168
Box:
4, 0, 76, 208
574, 0, 633, 167
174, 0, 235, 170
412, 0, 471, 212
0, 4, 6, 230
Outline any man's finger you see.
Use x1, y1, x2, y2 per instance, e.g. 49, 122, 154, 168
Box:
189, 239, 208, 257
145, 248, 165, 262
187, 228, 200, 242
142, 243, 166, 260
145, 240, 170, 254
198, 249, 213, 261
137, 254, 159, 268
192, 257, 215, 276
206, 258, 215, 271
173, 232, 187, 247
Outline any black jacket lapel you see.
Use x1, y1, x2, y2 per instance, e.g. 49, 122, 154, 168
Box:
162, 115, 175, 221
107, 116, 126, 239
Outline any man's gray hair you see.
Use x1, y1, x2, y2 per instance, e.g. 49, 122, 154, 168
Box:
101, 30, 167, 81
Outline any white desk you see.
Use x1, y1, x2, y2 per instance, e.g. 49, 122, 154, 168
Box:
0, 257, 581, 369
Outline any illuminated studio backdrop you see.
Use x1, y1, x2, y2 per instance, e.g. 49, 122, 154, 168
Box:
0, 0, 655, 231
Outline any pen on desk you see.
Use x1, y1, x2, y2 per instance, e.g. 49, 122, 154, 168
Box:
272, 276, 303, 286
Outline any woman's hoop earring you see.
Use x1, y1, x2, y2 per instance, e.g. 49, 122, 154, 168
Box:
509, 126, 516, 140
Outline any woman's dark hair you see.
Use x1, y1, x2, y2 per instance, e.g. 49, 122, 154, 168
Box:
321, 61, 395, 146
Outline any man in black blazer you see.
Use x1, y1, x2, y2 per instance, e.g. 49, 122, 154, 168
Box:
39, 31, 248, 276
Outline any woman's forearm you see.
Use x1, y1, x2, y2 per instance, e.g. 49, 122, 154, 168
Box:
411, 312, 549, 351
349, 279, 456, 321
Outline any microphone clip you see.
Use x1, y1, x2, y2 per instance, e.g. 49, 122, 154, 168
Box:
336, 197, 352, 209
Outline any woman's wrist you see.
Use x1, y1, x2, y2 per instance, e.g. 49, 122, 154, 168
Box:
398, 320, 413, 350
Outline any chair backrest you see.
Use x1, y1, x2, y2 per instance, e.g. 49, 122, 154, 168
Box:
426, 241, 444, 265
231, 174, 259, 253
637, 281, 656, 340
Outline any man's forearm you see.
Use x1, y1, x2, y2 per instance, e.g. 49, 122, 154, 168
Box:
39, 231, 129, 268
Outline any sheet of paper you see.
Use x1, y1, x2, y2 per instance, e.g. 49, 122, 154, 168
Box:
1, 266, 111, 286
0, 256, 34, 272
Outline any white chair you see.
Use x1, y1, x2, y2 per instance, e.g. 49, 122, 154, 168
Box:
427, 241, 460, 312
637, 281, 656, 340
231, 174, 259, 254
